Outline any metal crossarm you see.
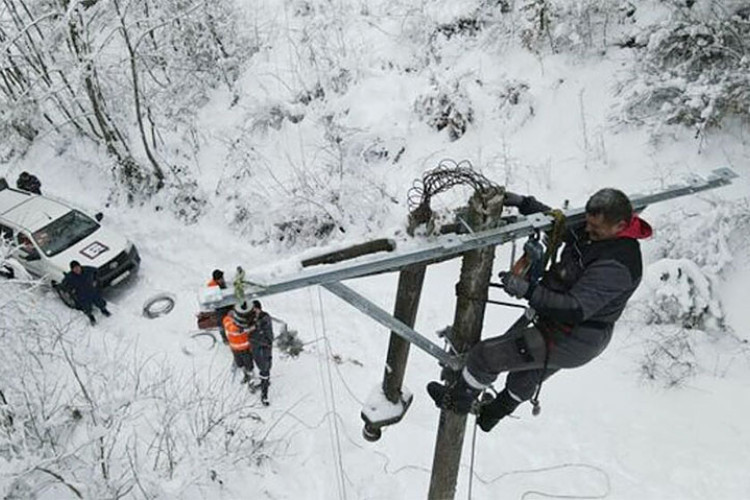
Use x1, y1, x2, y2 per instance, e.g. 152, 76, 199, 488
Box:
322, 282, 462, 369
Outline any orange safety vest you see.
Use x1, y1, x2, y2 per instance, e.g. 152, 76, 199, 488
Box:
207, 279, 222, 288
222, 314, 250, 352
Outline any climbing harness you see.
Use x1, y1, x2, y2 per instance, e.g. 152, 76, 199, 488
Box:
487, 208, 568, 417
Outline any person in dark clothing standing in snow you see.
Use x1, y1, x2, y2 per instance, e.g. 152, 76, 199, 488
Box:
428, 188, 652, 431
249, 300, 273, 406
62, 260, 111, 325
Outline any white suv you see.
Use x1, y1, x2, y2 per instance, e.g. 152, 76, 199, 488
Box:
0, 178, 140, 306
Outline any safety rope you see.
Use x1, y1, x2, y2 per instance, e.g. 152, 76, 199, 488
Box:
543, 208, 567, 269
467, 415, 480, 499
529, 337, 551, 416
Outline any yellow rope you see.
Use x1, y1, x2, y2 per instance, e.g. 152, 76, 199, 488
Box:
543, 209, 566, 269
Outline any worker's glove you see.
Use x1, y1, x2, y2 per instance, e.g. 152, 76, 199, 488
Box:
499, 271, 531, 299
503, 191, 524, 207
427, 375, 482, 415
477, 390, 521, 432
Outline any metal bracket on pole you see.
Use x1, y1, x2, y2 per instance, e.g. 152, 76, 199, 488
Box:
321, 281, 461, 370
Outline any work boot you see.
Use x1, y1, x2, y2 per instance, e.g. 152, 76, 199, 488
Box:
427, 375, 481, 415
241, 371, 254, 385
100, 308, 111, 317
260, 379, 270, 406
87, 313, 96, 325
477, 389, 520, 432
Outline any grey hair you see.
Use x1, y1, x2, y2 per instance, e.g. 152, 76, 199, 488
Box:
585, 188, 632, 224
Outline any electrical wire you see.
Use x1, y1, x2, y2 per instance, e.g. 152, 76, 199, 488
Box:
309, 287, 348, 500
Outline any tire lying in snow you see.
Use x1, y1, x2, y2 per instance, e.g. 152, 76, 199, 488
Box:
143, 293, 176, 319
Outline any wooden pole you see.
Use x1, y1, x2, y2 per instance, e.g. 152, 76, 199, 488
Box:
428, 188, 504, 500
383, 264, 426, 403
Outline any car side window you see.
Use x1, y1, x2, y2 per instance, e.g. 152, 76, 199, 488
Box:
17, 232, 34, 251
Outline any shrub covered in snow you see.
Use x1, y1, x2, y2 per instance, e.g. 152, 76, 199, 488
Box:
618, 3, 750, 133
625, 197, 750, 387
0, 289, 267, 498
636, 258, 724, 331
415, 83, 475, 141
638, 326, 697, 387
649, 198, 750, 276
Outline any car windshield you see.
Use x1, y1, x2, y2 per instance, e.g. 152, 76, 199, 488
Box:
32, 209, 99, 257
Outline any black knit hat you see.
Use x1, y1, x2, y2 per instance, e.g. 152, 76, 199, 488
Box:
252, 300, 262, 310
70, 260, 81, 270
212, 269, 224, 281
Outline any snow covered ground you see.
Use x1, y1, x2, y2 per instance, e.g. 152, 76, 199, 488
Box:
2, 1, 750, 499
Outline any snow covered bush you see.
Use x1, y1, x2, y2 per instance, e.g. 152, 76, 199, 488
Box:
482, 0, 634, 54
0, 0, 254, 197
649, 197, 750, 276
625, 197, 750, 387
618, 3, 750, 133
639, 326, 697, 387
415, 83, 474, 141
0, 289, 267, 498
637, 258, 724, 331
628, 259, 717, 387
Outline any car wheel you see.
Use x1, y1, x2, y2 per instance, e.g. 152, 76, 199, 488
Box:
54, 283, 77, 309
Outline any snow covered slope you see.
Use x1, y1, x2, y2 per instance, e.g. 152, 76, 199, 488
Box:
2, 1, 749, 499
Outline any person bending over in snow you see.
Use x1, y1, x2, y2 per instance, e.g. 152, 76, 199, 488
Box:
428, 188, 652, 431
62, 260, 111, 325
223, 301, 255, 384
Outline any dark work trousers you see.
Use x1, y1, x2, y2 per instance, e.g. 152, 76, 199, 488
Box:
253, 344, 272, 395
78, 295, 107, 316
232, 349, 254, 374
465, 316, 613, 401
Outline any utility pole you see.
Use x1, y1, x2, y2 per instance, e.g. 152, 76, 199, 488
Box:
428, 188, 504, 500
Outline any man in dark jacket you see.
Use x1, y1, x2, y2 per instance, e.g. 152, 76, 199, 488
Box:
62, 260, 111, 325
249, 300, 273, 406
428, 188, 652, 431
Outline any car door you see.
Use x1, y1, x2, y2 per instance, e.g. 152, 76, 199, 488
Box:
15, 231, 47, 278
0, 223, 14, 278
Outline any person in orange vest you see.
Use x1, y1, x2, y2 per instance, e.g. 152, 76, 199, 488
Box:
208, 269, 230, 343
222, 301, 255, 384
207, 269, 227, 289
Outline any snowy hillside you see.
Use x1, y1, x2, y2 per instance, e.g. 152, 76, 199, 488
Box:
2, 1, 750, 499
